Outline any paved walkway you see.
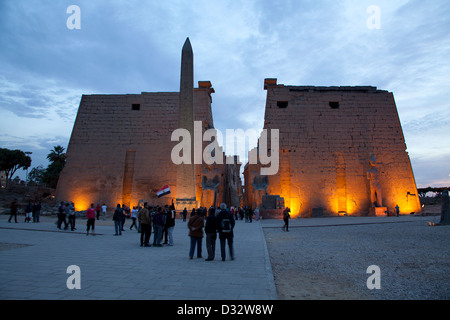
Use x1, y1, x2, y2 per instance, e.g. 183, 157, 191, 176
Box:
0, 215, 277, 300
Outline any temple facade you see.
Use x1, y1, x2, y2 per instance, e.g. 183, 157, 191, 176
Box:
57, 40, 420, 218
56, 39, 242, 211
243, 79, 421, 218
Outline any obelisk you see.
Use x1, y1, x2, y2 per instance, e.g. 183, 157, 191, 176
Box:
176, 37, 196, 209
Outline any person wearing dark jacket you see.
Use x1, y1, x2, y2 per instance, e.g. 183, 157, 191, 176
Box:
205, 209, 218, 261
8, 199, 19, 223
163, 205, 174, 245
166, 208, 176, 246
216, 203, 235, 261
138, 203, 151, 246
113, 204, 124, 235
25, 201, 33, 223
153, 207, 165, 247
187, 210, 204, 259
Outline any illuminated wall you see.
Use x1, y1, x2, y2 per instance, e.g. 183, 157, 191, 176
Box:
245, 79, 422, 217
56, 84, 240, 211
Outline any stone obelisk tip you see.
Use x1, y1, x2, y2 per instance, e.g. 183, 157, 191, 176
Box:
182, 37, 192, 53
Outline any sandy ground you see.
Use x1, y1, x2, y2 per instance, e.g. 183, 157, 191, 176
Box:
262, 215, 449, 300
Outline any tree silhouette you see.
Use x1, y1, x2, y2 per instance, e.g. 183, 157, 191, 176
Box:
47, 145, 66, 165
43, 145, 66, 188
0, 148, 32, 187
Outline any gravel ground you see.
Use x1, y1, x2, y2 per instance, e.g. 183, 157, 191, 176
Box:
263, 217, 450, 300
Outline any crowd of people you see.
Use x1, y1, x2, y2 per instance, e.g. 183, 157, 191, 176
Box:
7, 197, 273, 262
126, 202, 239, 261
8, 199, 43, 223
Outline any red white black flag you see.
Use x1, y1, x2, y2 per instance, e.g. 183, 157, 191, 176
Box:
156, 185, 171, 198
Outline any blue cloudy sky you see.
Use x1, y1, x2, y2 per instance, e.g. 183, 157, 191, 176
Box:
0, 0, 449, 187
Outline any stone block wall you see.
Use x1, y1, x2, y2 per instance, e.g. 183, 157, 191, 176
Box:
55, 84, 238, 211
245, 80, 421, 217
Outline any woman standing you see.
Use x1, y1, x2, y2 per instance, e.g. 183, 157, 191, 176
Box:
187, 210, 204, 259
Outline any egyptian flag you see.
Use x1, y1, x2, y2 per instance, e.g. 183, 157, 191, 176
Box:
157, 185, 171, 198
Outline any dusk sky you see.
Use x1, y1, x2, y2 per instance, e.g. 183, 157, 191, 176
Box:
0, 0, 449, 188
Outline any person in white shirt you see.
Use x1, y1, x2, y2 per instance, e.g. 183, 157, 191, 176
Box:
130, 206, 138, 231
101, 203, 107, 220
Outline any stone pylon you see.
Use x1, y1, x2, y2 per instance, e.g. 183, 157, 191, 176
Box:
176, 38, 197, 208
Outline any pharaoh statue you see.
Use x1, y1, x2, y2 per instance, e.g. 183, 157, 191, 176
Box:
367, 154, 383, 207
252, 174, 269, 207
200, 166, 221, 208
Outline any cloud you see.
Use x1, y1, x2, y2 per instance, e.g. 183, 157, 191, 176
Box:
0, 73, 80, 176
411, 153, 450, 188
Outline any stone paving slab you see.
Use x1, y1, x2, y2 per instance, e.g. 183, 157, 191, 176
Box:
0, 215, 277, 300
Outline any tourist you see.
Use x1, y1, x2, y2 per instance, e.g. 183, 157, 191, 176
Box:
121, 204, 128, 231
282, 207, 291, 232
31, 201, 37, 222
101, 203, 107, 220
86, 203, 96, 236
8, 199, 19, 223
33, 201, 41, 223
217, 203, 235, 261
153, 207, 165, 246
182, 208, 187, 222
113, 204, 124, 235
205, 208, 218, 261
151, 206, 158, 245
57, 201, 68, 230
395, 204, 400, 217
25, 201, 32, 223
188, 209, 204, 259
138, 203, 151, 246
254, 206, 260, 221
148, 205, 155, 234
96, 203, 101, 220
163, 205, 169, 244
130, 206, 138, 230
165, 206, 175, 246
67, 202, 76, 230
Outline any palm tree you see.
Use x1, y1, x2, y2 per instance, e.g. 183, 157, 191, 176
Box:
47, 145, 66, 165
44, 145, 66, 188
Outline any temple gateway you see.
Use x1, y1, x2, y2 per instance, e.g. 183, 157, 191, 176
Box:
56, 39, 421, 218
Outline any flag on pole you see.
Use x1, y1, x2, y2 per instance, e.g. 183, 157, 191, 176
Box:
156, 185, 171, 198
